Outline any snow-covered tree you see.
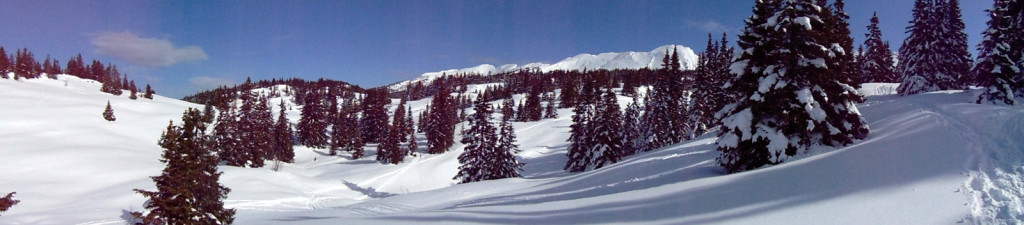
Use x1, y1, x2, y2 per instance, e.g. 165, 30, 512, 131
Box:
564, 99, 595, 172
455, 95, 499, 183
492, 98, 524, 179
717, 0, 869, 173
589, 89, 624, 170
860, 12, 898, 83
298, 88, 329, 148
621, 96, 644, 156
144, 84, 155, 99
273, 99, 294, 163
426, 79, 457, 154
691, 33, 735, 136
133, 108, 234, 224
102, 101, 116, 121
897, 0, 972, 95
975, 0, 1023, 105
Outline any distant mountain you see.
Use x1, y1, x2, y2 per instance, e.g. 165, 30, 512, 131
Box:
390, 44, 698, 91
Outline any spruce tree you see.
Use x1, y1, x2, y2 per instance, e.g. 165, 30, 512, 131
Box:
405, 106, 418, 155
0, 47, 10, 77
455, 95, 499, 183
297, 88, 329, 147
129, 81, 139, 100
975, 0, 1024, 105
861, 12, 898, 83
360, 88, 391, 143
426, 80, 457, 154
589, 89, 624, 170
898, 0, 972, 94
144, 84, 155, 99
103, 101, 116, 121
522, 80, 543, 121
493, 97, 524, 180
212, 105, 243, 166
274, 99, 295, 162
621, 96, 644, 156
716, 0, 868, 173
564, 99, 594, 172
133, 109, 234, 224
543, 97, 559, 119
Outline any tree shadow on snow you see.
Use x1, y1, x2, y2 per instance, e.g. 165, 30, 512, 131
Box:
372, 108, 967, 224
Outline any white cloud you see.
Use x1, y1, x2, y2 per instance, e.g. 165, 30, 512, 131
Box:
685, 20, 731, 33
188, 76, 235, 92
91, 31, 208, 67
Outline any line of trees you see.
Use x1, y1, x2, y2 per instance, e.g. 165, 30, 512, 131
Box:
0, 46, 155, 99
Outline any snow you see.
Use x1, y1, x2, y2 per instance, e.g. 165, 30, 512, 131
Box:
794, 16, 812, 30
389, 45, 699, 91
3, 76, 1024, 224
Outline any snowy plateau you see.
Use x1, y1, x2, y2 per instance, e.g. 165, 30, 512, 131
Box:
2, 72, 1024, 223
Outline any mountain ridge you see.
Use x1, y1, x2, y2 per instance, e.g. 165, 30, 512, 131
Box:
390, 44, 699, 91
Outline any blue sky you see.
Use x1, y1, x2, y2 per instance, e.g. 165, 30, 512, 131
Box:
0, 0, 988, 97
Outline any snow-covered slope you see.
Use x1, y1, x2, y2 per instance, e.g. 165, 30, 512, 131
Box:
3, 76, 1023, 224
391, 45, 698, 91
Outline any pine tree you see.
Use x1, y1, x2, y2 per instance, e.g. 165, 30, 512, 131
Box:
329, 100, 346, 156
455, 95, 500, 183
405, 106, 418, 155
133, 109, 235, 224
897, 0, 972, 95
621, 96, 644, 156
716, 0, 868, 173
297, 88, 329, 148
274, 99, 295, 162
522, 79, 544, 121
0, 47, 10, 77
564, 99, 594, 172
144, 84, 155, 99
426, 80, 457, 154
492, 98, 524, 180
378, 100, 408, 164
641, 47, 690, 149
543, 97, 559, 119
861, 12, 898, 83
589, 89, 624, 170
213, 105, 244, 166
975, 0, 1024, 105
360, 88, 391, 143
129, 80, 139, 100
202, 104, 215, 124
103, 101, 116, 121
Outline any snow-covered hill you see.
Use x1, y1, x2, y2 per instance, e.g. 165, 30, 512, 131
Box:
390, 45, 698, 91
2, 76, 1023, 224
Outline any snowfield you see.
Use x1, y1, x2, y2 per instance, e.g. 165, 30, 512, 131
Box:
2, 75, 1023, 224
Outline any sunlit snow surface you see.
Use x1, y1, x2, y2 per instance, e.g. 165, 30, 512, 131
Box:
2, 76, 1023, 224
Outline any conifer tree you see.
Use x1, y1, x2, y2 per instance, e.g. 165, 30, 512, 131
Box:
975, 0, 1024, 105
405, 106, 418, 154
202, 104, 215, 124
861, 12, 898, 83
543, 97, 559, 119
455, 95, 500, 183
426, 79, 457, 154
103, 101, 116, 121
274, 99, 295, 162
144, 84, 155, 99
493, 97, 524, 179
564, 99, 594, 172
522, 80, 544, 121
621, 96, 644, 156
716, 0, 868, 173
898, 0, 972, 94
129, 81, 139, 100
0, 47, 10, 77
212, 105, 243, 166
133, 109, 234, 224
298, 88, 329, 147
360, 88, 391, 143
589, 89, 624, 170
